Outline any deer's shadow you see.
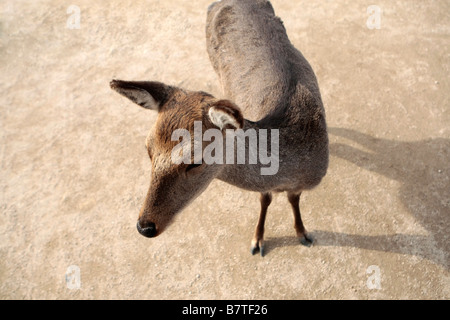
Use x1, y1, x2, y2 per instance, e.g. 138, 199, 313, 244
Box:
266, 128, 449, 268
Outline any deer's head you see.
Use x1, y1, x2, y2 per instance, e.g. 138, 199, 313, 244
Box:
110, 80, 243, 237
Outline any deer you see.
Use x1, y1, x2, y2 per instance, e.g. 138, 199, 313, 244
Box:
110, 0, 328, 256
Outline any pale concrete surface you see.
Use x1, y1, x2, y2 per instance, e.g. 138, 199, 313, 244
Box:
0, 0, 448, 299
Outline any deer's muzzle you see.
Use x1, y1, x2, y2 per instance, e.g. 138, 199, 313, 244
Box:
136, 221, 157, 238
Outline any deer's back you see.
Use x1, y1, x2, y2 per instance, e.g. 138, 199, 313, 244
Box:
207, 0, 322, 121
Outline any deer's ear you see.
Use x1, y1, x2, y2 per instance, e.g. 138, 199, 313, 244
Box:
208, 99, 244, 130
110, 79, 174, 111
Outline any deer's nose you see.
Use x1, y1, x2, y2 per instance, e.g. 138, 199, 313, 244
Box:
137, 221, 157, 238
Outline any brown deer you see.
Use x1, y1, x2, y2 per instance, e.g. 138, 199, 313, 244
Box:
110, 0, 328, 256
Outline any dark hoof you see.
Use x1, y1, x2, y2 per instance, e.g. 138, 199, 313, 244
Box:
300, 234, 313, 247
251, 241, 265, 257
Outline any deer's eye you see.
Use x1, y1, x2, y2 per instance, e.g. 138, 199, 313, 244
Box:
185, 163, 202, 173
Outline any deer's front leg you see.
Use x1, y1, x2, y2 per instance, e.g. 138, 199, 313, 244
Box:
251, 192, 272, 256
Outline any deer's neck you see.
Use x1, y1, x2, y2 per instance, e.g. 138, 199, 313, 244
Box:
215, 120, 286, 192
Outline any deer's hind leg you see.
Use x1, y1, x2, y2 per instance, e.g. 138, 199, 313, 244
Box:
251, 192, 272, 256
287, 191, 313, 247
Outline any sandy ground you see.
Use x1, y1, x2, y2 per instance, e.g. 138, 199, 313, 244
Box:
0, 0, 449, 300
